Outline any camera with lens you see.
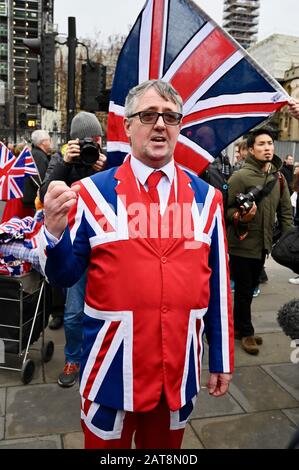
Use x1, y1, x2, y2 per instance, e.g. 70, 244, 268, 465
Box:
77, 138, 100, 166
235, 185, 263, 213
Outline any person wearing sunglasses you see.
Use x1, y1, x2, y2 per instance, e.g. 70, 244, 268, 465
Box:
39, 79, 233, 449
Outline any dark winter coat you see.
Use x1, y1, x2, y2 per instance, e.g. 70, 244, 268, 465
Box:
200, 154, 232, 213
39, 152, 97, 202
280, 162, 294, 194
23, 146, 50, 208
226, 154, 293, 259
294, 192, 299, 226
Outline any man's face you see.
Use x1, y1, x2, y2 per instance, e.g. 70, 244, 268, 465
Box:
41, 137, 52, 154
285, 155, 294, 166
123, 88, 181, 168
249, 134, 274, 163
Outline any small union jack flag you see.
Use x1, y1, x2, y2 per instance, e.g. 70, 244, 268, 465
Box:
0, 142, 38, 201
20, 145, 39, 177
107, 0, 289, 174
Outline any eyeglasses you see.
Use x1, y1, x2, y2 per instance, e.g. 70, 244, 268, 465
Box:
127, 111, 183, 126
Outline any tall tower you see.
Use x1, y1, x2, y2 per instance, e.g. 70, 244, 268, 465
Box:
223, 0, 260, 50
0, 0, 53, 140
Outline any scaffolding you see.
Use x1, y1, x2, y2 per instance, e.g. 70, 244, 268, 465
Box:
0, 0, 54, 139
223, 0, 260, 49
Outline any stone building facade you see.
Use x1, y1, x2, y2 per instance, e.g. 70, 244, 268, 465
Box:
249, 34, 299, 142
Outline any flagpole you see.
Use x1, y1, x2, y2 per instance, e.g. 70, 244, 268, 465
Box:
13, 96, 17, 144
66, 17, 77, 140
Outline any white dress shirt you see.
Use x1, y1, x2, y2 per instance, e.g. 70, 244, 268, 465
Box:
130, 155, 177, 216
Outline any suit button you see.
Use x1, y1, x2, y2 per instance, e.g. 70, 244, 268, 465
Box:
161, 256, 167, 263
161, 306, 168, 313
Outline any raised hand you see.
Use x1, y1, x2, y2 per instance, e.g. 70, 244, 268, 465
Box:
44, 181, 80, 239
288, 99, 299, 120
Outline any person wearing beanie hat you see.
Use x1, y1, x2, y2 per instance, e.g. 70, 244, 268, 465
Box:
39, 112, 106, 387
70, 111, 103, 140
39, 112, 106, 199
61, 112, 104, 168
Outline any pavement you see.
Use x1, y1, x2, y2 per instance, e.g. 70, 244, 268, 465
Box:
0, 257, 299, 449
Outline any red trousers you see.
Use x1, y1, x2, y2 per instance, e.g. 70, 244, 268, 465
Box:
81, 395, 188, 449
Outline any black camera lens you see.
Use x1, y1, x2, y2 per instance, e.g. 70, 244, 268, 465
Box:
79, 138, 99, 166
80, 143, 99, 166
248, 185, 264, 202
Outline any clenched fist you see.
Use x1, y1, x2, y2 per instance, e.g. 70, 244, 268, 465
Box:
44, 181, 80, 239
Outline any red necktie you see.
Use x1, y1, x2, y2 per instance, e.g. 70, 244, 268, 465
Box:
146, 170, 164, 206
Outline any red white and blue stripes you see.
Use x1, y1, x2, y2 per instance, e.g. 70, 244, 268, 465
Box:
107, 0, 288, 173
0, 142, 38, 200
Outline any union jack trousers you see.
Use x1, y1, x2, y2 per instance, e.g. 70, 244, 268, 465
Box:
81, 395, 195, 448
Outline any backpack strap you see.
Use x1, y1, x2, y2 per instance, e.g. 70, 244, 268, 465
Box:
256, 170, 284, 204
254, 173, 279, 204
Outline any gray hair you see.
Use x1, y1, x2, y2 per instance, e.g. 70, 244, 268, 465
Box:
124, 80, 183, 117
31, 130, 50, 146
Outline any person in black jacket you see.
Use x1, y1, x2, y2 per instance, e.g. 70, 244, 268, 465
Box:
23, 130, 52, 208
280, 154, 294, 195
288, 167, 299, 284
286, 100, 299, 284
200, 152, 232, 215
40, 111, 106, 387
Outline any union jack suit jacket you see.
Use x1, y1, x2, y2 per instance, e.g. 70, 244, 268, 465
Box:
40, 158, 234, 412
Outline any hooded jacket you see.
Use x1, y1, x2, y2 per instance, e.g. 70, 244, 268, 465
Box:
226, 154, 292, 259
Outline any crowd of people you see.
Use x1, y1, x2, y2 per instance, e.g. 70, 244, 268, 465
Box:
1, 87, 299, 449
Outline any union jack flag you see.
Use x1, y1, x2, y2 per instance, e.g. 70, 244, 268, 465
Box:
0, 142, 38, 201
20, 145, 39, 177
107, 0, 289, 174
0, 209, 43, 248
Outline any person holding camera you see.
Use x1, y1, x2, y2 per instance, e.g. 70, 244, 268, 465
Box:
226, 128, 292, 355
40, 112, 106, 201
40, 111, 106, 387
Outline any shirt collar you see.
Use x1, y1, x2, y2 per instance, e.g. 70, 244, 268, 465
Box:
130, 154, 175, 186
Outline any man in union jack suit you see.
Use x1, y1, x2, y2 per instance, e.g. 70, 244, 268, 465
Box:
39, 80, 234, 449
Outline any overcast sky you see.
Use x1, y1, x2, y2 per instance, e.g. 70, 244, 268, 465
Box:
54, 0, 299, 44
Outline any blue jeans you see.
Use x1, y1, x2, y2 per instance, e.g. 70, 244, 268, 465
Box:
64, 272, 86, 364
